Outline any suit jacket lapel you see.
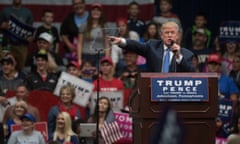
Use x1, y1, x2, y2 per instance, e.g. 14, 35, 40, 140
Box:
159, 44, 164, 72
170, 54, 177, 72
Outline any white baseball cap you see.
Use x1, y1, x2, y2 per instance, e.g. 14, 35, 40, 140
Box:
38, 32, 53, 44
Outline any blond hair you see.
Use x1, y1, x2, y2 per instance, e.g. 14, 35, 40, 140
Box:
13, 100, 28, 115
47, 53, 58, 73
59, 85, 76, 101
160, 21, 179, 33
53, 112, 76, 142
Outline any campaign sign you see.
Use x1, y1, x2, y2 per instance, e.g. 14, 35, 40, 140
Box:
151, 77, 208, 102
90, 91, 123, 114
215, 137, 227, 144
219, 21, 240, 43
218, 98, 233, 122
54, 72, 94, 107
11, 122, 48, 142
6, 15, 35, 44
114, 112, 132, 142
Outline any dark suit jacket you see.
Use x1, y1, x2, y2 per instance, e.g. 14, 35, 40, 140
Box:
122, 39, 195, 72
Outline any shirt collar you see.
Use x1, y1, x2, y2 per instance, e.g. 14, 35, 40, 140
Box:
163, 44, 169, 51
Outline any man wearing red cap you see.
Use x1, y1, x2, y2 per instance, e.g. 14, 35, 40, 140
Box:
93, 56, 123, 92
67, 61, 81, 77
206, 53, 239, 101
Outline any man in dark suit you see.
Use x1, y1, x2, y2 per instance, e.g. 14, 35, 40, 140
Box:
109, 21, 195, 72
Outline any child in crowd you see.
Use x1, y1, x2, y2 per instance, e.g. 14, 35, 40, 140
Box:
7, 113, 45, 144
67, 61, 81, 78
80, 60, 97, 83
34, 9, 60, 53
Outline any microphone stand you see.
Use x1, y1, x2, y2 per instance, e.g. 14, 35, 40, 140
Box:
91, 27, 119, 143
96, 49, 100, 144
90, 35, 104, 144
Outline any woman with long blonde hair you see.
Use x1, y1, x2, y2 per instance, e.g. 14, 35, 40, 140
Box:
49, 111, 79, 144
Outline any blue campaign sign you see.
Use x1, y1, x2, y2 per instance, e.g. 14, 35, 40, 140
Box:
151, 77, 208, 102
218, 21, 240, 43
218, 98, 233, 123
5, 15, 35, 44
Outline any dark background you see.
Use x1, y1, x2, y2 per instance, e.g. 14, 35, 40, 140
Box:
155, 0, 240, 38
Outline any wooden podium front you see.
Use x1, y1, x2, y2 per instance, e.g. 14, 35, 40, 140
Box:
130, 73, 218, 144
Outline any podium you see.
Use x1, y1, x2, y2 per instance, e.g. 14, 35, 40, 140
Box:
130, 73, 218, 144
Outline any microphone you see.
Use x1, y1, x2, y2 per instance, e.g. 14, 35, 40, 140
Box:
169, 40, 177, 72
170, 40, 175, 46
169, 40, 177, 53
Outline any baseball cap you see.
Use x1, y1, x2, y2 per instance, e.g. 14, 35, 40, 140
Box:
67, 61, 80, 69
100, 56, 113, 65
20, 113, 36, 122
1, 56, 14, 64
207, 54, 221, 64
116, 17, 128, 25
195, 28, 207, 36
38, 32, 53, 44
35, 49, 48, 61
90, 2, 103, 11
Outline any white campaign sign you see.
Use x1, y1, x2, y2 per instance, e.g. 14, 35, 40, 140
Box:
90, 91, 123, 114
54, 72, 94, 107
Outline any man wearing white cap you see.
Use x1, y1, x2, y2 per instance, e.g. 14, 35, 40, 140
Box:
25, 32, 64, 73
38, 32, 53, 44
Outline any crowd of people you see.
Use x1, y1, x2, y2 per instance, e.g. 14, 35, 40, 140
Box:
0, 0, 239, 144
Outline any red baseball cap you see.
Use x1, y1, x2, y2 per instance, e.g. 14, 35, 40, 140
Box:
100, 56, 113, 65
67, 61, 80, 69
207, 54, 221, 64
116, 17, 128, 25
90, 2, 103, 11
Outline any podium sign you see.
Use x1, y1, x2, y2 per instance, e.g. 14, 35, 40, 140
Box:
151, 77, 208, 102
130, 73, 218, 144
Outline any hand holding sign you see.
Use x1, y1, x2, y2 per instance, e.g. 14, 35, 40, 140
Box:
54, 72, 94, 107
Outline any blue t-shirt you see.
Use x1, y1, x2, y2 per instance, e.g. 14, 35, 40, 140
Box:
74, 11, 89, 27
219, 74, 239, 99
